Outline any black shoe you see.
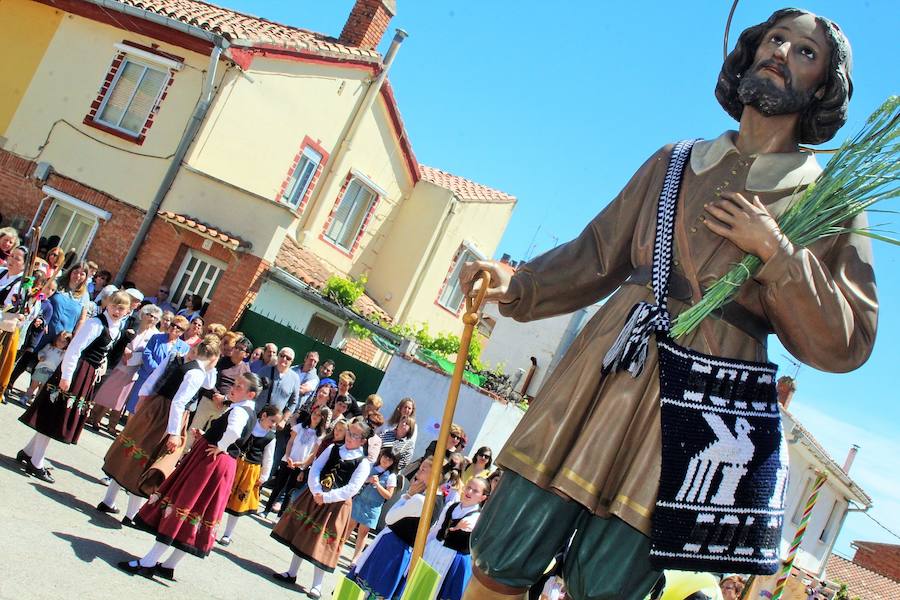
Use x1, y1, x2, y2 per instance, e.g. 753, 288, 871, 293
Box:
272, 572, 297, 584
122, 516, 139, 529
96, 501, 120, 515
25, 462, 55, 483
15, 449, 30, 465
117, 560, 155, 578
154, 564, 176, 582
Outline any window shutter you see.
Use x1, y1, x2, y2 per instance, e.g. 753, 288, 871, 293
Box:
98, 61, 143, 127
121, 67, 167, 132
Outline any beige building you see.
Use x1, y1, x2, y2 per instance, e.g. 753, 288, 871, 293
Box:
0, 0, 515, 363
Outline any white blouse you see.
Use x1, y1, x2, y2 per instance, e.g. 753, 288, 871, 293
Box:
60, 311, 123, 381
308, 443, 371, 504
138, 353, 215, 435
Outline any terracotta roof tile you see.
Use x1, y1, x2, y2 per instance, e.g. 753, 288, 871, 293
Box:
117, 0, 382, 62
274, 236, 389, 322
158, 210, 251, 250
826, 554, 900, 600
419, 165, 516, 204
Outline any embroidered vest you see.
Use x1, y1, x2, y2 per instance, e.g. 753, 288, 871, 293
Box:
319, 444, 363, 492
240, 429, 276, 465
156, 357, 201, 399
205, 405, 256, 458
80, 314, 116, 368
437, 502, 479, 555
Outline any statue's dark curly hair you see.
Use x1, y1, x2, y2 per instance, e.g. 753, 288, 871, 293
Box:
715, 8, 853, 145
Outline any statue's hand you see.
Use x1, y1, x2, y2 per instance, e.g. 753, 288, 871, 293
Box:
459, 260, 516, 304
703, 192, 785, 262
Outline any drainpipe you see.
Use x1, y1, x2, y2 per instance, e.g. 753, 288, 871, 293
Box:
296, 28, 408, 241
115, 41, 225, 284
395, 196, 457, 323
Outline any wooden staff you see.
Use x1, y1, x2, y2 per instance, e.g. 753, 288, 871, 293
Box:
771, 470, 828, 600
410, 270, 491, 570
25, 225, 41, 280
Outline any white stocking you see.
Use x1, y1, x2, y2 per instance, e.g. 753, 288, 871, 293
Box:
222, 514, 239, 539
125, 495, 145, 520
161, 549, 187, 570
24, 433, 38, 455
102, 481, 122, 508
139, 541, 169, 568
310, 567, 325, 591
30, 434, 52, 469
287, 554, 302, 577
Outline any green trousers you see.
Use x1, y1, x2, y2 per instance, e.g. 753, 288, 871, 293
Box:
470, 472, 662, 600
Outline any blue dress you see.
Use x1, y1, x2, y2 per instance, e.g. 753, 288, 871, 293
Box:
351, 468, 395, 528
124, 332, 189, 412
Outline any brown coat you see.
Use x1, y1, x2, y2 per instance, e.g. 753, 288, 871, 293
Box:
496, 132, 878, 535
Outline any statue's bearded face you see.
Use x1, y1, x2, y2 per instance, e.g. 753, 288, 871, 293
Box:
738, 14, 830, 117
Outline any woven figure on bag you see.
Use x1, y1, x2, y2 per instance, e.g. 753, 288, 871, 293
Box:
457, 10, 874, 600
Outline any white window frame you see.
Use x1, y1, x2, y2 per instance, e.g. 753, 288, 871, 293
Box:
324, 174, 382, 251
170, 250, 227, 309
792, 476, 815, 525
438, 241, 485, 312
819, 500, 841, 543
282, 146, 323, 208
39, 185, 111, 262
95, 47, 176, 137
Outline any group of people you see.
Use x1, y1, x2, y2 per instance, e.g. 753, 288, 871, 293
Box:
1, 232, 497, 599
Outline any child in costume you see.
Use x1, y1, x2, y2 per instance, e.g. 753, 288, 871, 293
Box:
218, 404, 280, 546
348, 457, 434, 599
423, 476, 490, 600
349, 447, 399, 566
270, 420, 373, 599
17, 290, 132, 483
98, 334, 220, 524
265, 405, 329, 516
116, 372, 270, 580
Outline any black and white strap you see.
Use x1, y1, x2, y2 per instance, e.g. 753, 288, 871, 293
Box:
602, 139, 698, 377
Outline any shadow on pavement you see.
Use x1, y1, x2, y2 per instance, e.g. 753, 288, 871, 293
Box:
51, 532, 172, 588
212, 546, 307, 592
31, 483, 122, 530
46, 458, 107, 486
0, 453, 28, 477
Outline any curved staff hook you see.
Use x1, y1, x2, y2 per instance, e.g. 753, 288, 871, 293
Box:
410, 270, 491, 571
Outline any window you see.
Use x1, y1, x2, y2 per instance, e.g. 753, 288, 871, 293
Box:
96, 58, 168, 135
324, 178, 377, 250
305, 314, 340, 345
792, 477, 815, 524
40, 186, 111, 261
170, 250, 226, 309
438, 247, 479, 312
282, 146, 323, 208
819, 500, 841, 542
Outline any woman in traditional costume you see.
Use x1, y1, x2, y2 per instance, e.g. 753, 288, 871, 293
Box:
218, 404, 280, 546
0, 246, 27, 399
17, 290, 132, 483
115, 372, 267, 580
98, 334, 219, 523
348, 457, 434, 599
271, 420, 372, 599
88, 304, 163, 433
423, 477, 490, 600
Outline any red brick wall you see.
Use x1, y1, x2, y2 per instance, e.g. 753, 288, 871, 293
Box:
342, 336, 377, 364
338, 0, 393, 49
128, 218, 270, 328
853, 545, 900, 582
0, 148, 144, 271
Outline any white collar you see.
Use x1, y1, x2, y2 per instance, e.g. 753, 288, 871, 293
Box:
339, 445, 365, 460
452, 502, 480, 519
690, 131, 822, 192
251, 421, 270, 437
232, 398, 255, 411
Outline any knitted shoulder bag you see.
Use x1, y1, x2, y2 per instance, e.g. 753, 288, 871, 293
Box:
602, 139, 787, 575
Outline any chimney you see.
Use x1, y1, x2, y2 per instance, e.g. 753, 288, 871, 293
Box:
339, 0, 397, 50
842, 444, 859, 474
776, 376, 796, 409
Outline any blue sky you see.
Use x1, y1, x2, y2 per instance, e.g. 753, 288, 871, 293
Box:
226, 1, 899, 555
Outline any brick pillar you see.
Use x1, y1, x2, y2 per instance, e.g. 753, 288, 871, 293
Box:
203, 253, 270, 329
338, 0, 396, 49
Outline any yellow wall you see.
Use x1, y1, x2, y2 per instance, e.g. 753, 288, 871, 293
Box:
3, 12, 218, 210
366, 182, 453, 316
0, 0, 63, 135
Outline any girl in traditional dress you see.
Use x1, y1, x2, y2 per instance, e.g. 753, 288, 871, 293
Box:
270, 420, 373, 599
422, 476, 490, 600
98, 334, 219, 524
218, 404, 280, 546
116, 372, 267, 580
348, 457, 434, 599
265, 405, 329, 517
349, 447, 398, 566
88, 304, 163, 434
16, 291, 132, 483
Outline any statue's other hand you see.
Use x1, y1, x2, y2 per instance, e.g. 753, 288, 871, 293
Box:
459, 260, 516, 304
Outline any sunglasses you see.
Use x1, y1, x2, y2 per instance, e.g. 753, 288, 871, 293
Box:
171, 324, 187, 331
450, 434, 461, 440
476, 453, 491, 459
278, 353, 293, 359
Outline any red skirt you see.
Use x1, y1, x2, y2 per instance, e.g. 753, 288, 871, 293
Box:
134, 437, 237, 558
19, 360, 97, 444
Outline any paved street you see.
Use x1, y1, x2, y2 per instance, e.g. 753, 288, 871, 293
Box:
0, 382, 351, 600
